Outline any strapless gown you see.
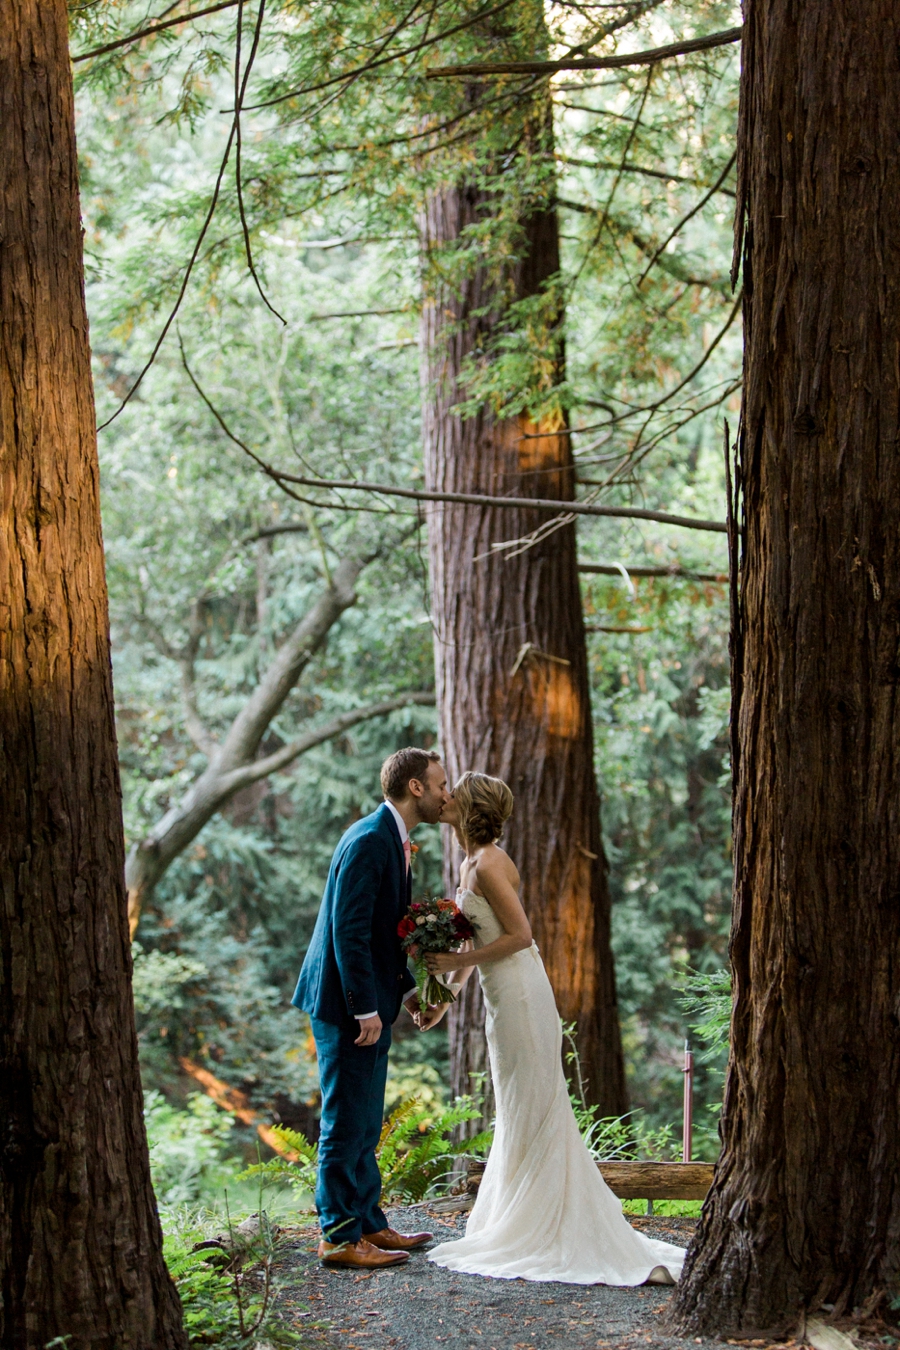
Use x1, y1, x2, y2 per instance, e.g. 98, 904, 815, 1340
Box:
428, 889, 686, 1285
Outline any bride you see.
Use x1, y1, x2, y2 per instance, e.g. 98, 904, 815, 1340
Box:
419, 771, 685, 1287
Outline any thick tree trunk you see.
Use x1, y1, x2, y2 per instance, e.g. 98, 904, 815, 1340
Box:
0, 3, 187, 1345
672, 1, 900, 1335
421, 181, 627, 1120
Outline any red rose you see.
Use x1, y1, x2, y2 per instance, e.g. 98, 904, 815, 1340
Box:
397, 916, 416, 938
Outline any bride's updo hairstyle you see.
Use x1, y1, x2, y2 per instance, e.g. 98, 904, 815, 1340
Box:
453, 771, 514, 846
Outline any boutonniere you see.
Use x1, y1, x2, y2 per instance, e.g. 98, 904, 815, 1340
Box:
409, 842, 419, 868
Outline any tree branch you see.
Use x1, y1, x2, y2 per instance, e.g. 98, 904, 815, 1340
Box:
578, 563, 727, 582
242, 0, 520, 110
252, 469, 729, 534
558, 157, 735, 195
124, 543, 434, 930
72, 0, 241, 63
216, 692, 435, 795
636, 151, 737, 288
215, 554, 365, 771
179, 600, 219, 756
426, 26, 742, 78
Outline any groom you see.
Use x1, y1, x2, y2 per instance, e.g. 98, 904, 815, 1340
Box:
292, 747, 449, 1269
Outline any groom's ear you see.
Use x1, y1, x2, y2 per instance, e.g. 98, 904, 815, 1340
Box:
407, 777, 424, 799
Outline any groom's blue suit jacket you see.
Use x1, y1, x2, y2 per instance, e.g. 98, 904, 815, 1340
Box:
292, 804, 416, 1027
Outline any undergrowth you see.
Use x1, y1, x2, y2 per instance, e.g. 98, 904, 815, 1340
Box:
162, 1206, 302, 1348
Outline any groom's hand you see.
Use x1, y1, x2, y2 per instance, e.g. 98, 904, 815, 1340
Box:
354, 1014, 383, 1046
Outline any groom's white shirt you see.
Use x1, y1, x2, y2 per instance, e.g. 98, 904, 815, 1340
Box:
354, 799, 415, 1021
384, 799, 409, 847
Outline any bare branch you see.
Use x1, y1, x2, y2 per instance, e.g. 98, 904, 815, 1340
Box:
578, 563, 726, 581
97, 8, 270, 429
179, 599, 219, 756
125, 669, 433, 932
250, 468, 729, 534
309, 309, 408, 320
216, 692, 435, 793
241, 522, 308, 543
559, 156, 735, 194
179, 665, 219, 757
426, 25, 742, 79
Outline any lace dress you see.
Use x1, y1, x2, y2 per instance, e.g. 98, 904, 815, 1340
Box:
428, 889, 686, 1286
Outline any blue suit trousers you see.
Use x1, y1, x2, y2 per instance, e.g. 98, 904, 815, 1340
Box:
311, 1016, 392, 1244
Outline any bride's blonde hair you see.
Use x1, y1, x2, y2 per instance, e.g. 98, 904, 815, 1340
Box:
453, 771, 514, 846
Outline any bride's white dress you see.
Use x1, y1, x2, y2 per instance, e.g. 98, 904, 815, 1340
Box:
428, 889, 686, 1286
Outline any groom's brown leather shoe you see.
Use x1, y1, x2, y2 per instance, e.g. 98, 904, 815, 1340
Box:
318, 1238, 409, 1269
362, 1226, 432, 1251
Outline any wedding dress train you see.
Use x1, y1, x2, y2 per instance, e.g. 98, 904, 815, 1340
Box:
428, 890, 686, 1286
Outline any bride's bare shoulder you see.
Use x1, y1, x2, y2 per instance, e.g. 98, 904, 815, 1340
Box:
475, 843, 520, 889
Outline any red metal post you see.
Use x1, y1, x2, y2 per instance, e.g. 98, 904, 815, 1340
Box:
682, 1040, 694, 1163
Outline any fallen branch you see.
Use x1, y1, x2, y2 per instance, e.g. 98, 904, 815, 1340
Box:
426, 26, 742, 79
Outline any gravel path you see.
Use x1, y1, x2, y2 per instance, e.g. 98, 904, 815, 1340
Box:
275, 1204, 728, 1350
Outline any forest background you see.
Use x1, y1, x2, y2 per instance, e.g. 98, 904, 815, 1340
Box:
69, 0, 740, 1207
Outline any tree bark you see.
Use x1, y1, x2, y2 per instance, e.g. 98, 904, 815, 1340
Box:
421, 172, 627, 1119
671, 0, 900, 1335
0, 2, 187, 1345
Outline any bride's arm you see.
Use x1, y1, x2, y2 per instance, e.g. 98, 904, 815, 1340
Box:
425, 855, 532, 975
446, 940, 477, 988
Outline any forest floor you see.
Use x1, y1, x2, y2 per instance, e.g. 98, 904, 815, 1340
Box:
275, 1205, 726, 1350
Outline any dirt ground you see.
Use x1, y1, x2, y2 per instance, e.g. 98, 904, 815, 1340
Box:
275, 1204, 721, 1350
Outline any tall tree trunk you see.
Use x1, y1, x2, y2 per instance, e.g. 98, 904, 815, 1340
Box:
421, 178, 627, 1119
672, 0, 900, 1335
0, 3, 187, 1345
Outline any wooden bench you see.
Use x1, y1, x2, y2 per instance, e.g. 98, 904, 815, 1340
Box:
466, 1160, 714, 1201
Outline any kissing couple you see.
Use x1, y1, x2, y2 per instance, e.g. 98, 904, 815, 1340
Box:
292, 746, 684, 1286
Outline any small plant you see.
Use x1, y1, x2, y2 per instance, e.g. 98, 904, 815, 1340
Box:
377, 1095, 491, 1201
563, 1021, 679, 1161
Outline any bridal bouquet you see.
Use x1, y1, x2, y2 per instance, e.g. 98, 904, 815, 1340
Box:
398, 898, 476, 1007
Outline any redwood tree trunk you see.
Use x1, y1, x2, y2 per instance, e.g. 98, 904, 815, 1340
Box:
672, 0, 900, 1335
0, 3, 186, 1345
421, 180, 627, 1120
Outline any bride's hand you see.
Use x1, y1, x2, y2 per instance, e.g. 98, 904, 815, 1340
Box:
425, 951, 456, 974
418, 1003, 448, 1031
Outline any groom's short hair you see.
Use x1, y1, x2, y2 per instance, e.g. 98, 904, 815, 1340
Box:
381, 747, 441, 802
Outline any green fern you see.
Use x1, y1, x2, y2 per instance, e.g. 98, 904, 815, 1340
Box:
238, 1092, 491, 1207
378, 1095, 490, 1202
